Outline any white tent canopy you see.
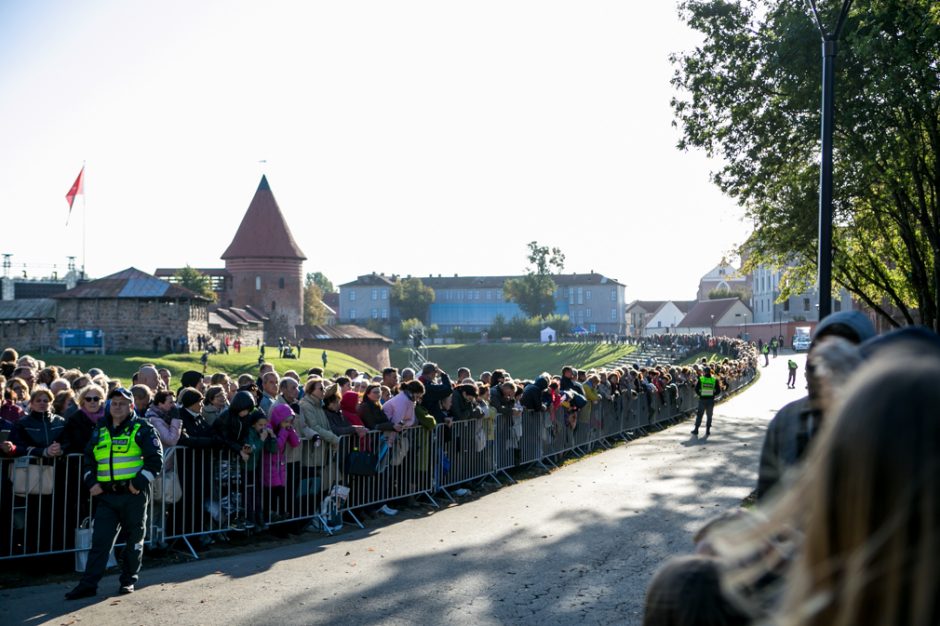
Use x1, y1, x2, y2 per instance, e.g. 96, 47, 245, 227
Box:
540, 326, 556, 343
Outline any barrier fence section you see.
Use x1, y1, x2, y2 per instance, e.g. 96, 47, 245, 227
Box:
0, 370, 754, 562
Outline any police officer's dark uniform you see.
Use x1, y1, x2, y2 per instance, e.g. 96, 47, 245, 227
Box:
65, 387, 163, 600
691, 367, 722, 437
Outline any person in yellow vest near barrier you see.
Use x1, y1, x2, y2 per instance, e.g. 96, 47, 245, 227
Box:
691, 366, 722, 438
66, 387, 163, 601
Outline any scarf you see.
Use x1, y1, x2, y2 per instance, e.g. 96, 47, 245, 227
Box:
82, 406, 106, 424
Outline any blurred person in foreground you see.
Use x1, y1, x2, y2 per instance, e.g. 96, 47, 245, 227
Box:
755, 311, 874, 501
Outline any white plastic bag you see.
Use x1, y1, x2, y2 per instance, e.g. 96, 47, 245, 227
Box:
74, 517, 118, 573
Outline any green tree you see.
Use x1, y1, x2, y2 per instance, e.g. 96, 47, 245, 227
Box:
306, 271, 335, 295
390, 277, 435, 322
708, 287, 749, 301
174, 266, 216, 302
303, 280, 328, 325
503, 241, 566, 319
671, 0, 939, 329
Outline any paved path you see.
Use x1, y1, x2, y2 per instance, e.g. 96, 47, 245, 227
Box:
3, 353, 804, 626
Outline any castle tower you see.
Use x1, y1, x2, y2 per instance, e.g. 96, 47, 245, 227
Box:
221, 175, 306, 339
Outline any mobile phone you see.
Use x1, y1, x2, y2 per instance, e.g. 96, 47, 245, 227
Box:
0, 431, 9, 442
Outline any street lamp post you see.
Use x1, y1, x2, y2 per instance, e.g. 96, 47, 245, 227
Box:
806, 0, 854, 320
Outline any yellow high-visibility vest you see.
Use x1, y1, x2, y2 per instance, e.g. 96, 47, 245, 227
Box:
93, 423, 144, 482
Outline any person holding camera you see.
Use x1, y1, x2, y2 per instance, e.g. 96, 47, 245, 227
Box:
65, 387, 163, 600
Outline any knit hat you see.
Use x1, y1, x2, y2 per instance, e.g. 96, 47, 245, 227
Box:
270, 404, 295, 428
812, 311, 876, 344
178, 388, 204, 410
859, 326, 940, 360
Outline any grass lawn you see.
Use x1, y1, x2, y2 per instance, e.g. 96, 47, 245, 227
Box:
678, 350, 725, 365
30, 347, 375, 382
389, 342, 637, 380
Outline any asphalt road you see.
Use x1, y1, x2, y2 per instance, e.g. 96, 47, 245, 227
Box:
2, 352, 804, 626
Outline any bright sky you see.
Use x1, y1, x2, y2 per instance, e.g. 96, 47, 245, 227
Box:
0, 0, 750, 300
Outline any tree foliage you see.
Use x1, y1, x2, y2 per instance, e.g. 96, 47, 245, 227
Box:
488, 313, 572, 340
174, 266, 216, 302
306, 272, 335, 295
303, 281, 328, 325
671, 0, 939, 329
390, 277, 436, 322
503, 241, 566, 319
708, 287, 749, 301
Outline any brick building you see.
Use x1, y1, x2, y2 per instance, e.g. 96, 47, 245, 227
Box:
295, 324, 392, 371
53, 267, 211, 353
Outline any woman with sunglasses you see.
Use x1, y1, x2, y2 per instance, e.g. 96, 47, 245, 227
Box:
62, 384, 108, 455
5, 377, 29, 412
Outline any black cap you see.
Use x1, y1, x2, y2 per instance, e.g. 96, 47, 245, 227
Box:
108, 387, 133, 401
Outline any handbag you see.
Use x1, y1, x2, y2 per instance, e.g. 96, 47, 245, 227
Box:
9, 457, 54, 496
345, 449, 377, 476
74, 517, 118, 573
152, 470, 182, 504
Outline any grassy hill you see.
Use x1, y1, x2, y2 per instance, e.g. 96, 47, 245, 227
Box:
30, 347, 375, 383
390, 343, 637, 380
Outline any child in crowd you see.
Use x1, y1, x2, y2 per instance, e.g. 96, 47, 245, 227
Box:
263, 404, 300, 522
241, 409, 277, 529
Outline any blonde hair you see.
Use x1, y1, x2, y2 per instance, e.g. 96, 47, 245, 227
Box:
77, 383, 106, 406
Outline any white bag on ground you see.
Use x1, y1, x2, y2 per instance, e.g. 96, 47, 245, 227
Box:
74, 517, 118, 573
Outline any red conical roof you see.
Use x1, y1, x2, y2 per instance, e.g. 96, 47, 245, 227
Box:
221, 175, 306, 260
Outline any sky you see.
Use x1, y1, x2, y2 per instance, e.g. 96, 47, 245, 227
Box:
0, 0, 750, 301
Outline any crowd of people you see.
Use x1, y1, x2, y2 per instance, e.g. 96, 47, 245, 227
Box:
643, 312, 940, 625
0, 335, 756, 563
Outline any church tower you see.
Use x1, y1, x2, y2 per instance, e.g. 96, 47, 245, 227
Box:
221, 175, 306, 338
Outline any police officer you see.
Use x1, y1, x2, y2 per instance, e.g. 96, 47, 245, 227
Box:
691, 366, 722, 438
65, 387, 163, 600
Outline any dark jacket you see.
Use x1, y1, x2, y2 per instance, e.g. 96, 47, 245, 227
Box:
560, 376, 586, 400
521, 377, 550, 411
12, 410, 69, 459
179, 407, 221, 450
756, 396, 816, 501
326, 408, 359, 437
212, 390, 256, 452
419, 373, 453, 414
82, 414, 164, 493
62, 409, 101, 456
357, 401, 395, 432
451, 389, 477, 420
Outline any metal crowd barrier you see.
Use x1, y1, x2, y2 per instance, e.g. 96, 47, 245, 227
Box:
0, 370, 755, 563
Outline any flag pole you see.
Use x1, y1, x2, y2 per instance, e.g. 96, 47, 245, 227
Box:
81, 161, 87, 279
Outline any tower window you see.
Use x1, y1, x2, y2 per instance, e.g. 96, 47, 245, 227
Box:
271, 300, 276, 311
255, 276, 261, 290
279, 277, 285, 289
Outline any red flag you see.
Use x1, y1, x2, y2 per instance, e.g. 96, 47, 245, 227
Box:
65, 166, 84, 212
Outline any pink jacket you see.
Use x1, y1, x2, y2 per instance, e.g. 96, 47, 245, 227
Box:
146, 406, 182, 471
263, 404, 300, 487
381, 391, 417, 428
